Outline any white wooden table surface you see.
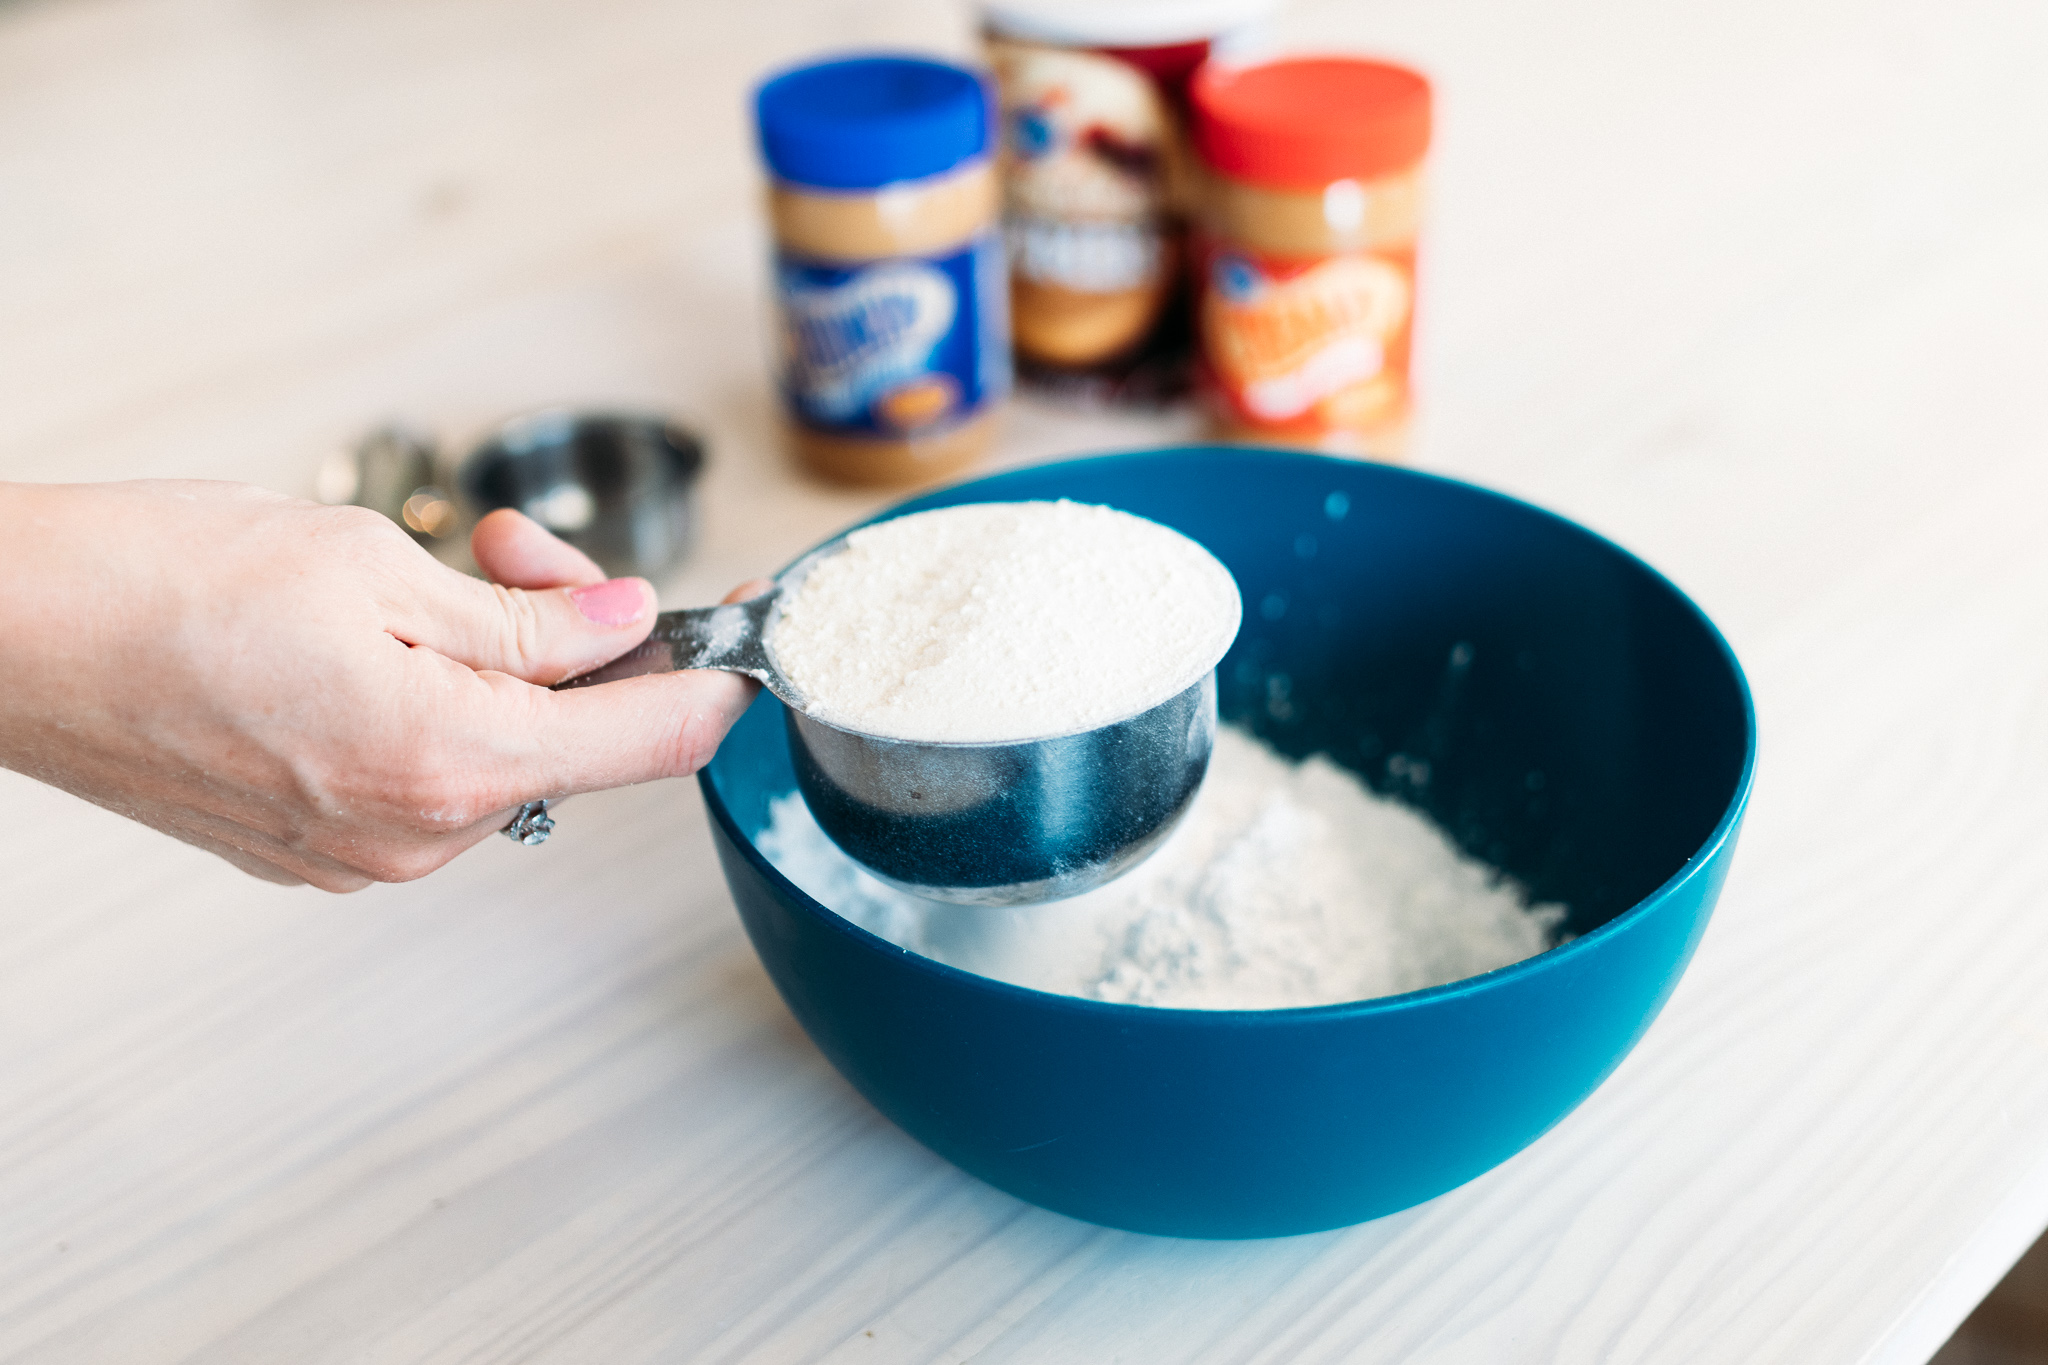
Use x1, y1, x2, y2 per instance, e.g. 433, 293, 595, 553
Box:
4, 0, 2047, 1360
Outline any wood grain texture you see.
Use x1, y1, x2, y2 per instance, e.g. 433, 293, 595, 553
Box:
3, 0, 2047, 1359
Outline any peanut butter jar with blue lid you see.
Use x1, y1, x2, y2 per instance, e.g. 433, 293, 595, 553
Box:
755, 55, 1011, 486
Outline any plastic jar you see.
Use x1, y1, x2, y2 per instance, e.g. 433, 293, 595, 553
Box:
754, 56, 1010, 486
980, 0, 1274, 404
1189, 57, 1431, 457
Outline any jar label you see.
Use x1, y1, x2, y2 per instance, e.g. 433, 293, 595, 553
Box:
1199, 245, 1414, 433
988, 37, 1200, 381
775, 234, 1009, 437
1007, 217, 1165, 294
988, 40, 1186, 228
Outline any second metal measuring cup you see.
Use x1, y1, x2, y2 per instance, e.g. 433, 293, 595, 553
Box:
461, 410, 704, 581
557, 537, 1219, 907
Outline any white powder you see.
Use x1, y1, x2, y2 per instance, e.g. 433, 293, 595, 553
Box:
767, 500, 1242, 742
754, 726, 1568, 1010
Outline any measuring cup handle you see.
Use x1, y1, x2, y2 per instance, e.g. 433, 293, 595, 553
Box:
553, 592, 779, 691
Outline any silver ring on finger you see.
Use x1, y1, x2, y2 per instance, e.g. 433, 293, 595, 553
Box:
501, 799, 555, 846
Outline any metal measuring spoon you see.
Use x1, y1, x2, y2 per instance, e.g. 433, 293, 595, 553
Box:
555, 538, 1217, 906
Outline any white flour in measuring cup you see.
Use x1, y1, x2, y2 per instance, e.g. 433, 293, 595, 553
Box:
768, 500, 1241, 742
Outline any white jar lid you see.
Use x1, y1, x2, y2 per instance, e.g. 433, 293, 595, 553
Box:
980, 0, 1279, 48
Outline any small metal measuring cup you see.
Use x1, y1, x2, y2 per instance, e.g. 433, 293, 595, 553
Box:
325, 411, 706, 581
461, 410, 704, 581
557, 538, 1219, 906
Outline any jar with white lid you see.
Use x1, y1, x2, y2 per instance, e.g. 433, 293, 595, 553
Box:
980, 0, 1275, 405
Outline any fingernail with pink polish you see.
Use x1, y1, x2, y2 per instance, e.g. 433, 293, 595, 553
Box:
570, 578, 649, 627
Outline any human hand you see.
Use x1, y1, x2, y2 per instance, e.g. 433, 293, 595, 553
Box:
0, 480, 764, 890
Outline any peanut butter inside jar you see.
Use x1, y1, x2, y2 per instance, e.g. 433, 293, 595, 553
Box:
769, 165, 1004, 486
983, 35, 1191, 381
1189, 58, 1432, 459
755, 56, 1011, 488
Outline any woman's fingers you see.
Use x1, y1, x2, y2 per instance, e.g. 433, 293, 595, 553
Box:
3, 481, 775, 897
477, 667, 760, 801
470, 509, 607, 590
486, 578, 773, 795
395, 569, 659, 686
376, 509, 656, 685
366, 577, 779, 873
327, 574, 772, 886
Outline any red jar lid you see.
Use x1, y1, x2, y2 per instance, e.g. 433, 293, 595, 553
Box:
1191, 57, 1431, 189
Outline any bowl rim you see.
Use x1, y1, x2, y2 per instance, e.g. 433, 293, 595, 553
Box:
699, 445, 1758, 1023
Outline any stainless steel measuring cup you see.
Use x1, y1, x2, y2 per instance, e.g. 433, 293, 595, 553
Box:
461, 410, 704, 581
325, 410, 706, 579
556, 540, 1218, 906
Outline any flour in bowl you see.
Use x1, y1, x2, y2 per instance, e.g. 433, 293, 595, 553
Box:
754, 725, 1568, 1009
767, 501, 1241, 742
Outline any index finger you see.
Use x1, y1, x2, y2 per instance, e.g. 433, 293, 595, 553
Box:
452, 575, 774, 804
510, 667, 761, 797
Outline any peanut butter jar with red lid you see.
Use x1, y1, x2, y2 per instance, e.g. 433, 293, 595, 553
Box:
1189, 57, 1431, 458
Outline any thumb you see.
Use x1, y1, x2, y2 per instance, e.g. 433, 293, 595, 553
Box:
396, 572, 659, 686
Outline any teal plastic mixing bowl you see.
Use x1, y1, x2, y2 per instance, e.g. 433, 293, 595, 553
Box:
700, 448, 1754, 1238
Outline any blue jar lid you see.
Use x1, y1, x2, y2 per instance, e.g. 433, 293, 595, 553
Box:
755, 55, 992, 191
